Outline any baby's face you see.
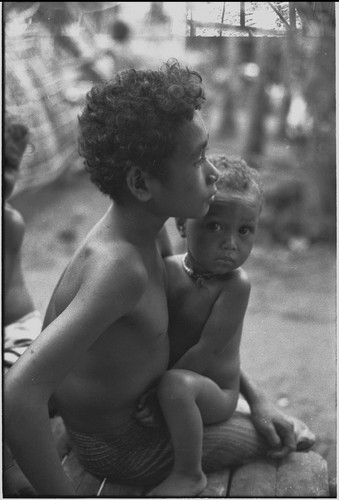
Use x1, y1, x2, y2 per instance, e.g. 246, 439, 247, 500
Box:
185, 190, 261, 275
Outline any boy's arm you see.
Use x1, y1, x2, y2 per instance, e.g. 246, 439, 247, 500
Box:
5, 256, 146, 496
173, 270, 250, 374
240, 371, 297, 457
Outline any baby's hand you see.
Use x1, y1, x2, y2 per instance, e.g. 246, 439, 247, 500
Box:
134, 388, 163, 427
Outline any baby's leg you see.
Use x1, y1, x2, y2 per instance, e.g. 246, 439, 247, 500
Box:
147, 369, 235, 497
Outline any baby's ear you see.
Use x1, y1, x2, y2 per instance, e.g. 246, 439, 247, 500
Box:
126, 167, 152, 201
175, 218, 187, 238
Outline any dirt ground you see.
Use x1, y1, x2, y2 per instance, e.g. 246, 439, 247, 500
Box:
11, 163, 337, 488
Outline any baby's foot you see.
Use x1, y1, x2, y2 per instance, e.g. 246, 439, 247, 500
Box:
146, 471, 207, 498
291, 417, 316, 450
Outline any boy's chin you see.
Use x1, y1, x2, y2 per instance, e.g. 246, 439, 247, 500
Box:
171, 200, 209, 220
190, 203, 210, 219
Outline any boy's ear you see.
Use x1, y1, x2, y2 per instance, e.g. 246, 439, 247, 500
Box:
126, 167, 152, 201
175, 218, 187, 238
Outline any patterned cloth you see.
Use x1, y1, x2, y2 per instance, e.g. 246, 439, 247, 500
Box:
66, 411, 269, 487
5, 23, 90, 195
67, 418, 174, 486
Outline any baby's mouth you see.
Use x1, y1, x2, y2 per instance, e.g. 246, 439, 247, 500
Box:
216, 256, 236, 264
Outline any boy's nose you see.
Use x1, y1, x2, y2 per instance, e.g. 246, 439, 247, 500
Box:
205, 159, 219, 185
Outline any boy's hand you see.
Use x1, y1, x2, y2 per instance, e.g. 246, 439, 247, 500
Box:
250, 399, 297, 459
134, 388, 163, 427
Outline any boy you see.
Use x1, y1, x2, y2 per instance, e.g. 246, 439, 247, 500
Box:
144, 156, 315, 497
5, 63, 312, 497
4, 115, 43, 369
4, 59, 219, 496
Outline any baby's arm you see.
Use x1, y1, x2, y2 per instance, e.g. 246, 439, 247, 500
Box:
5, 255, 146, 496
173, 269, 251, 375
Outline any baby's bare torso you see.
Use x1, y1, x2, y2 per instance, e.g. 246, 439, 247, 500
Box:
166, 254, 242, 387
46, 216, 169, 433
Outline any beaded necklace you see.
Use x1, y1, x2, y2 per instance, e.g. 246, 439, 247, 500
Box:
182, 252, 217, 286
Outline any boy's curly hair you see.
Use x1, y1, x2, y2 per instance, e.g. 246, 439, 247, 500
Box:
209, 154, 264, 210
78, 59, 205, 202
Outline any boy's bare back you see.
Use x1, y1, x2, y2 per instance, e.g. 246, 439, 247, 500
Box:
45, 206, 170, 432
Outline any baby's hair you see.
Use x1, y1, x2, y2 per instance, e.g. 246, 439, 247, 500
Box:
4, 113, 30, 172
78, 58, 205, 202
209, 154, 264, 210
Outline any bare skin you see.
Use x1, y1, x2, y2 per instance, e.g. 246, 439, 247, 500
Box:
4, 147, 36, 327
5, 116, 314, 497
48, 212, 170, 432
4, 203, 36, 326
4, 112, 218, 496
146, 190, 258, 497
136, 184, 315, 497
147, 470, 207, 498
3, 120, 45, 496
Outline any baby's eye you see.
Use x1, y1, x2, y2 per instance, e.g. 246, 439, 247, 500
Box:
206, 222, 222, 232
239, 225, 254, 235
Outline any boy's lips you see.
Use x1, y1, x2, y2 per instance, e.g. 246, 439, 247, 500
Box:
208, 190, 217, 202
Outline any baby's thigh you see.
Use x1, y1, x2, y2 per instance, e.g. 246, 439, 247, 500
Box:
158, 369, 237, 424
195, 376, 238, 424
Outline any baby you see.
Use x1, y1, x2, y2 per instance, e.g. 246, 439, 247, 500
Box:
148, 155, 265, 497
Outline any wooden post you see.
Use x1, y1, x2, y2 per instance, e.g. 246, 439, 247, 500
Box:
240, 2, 245, 28
289, 2, 296, 30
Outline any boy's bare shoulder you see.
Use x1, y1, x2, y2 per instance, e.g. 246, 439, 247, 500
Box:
80, 239, 149, 302
4, 204, 25, 251
46, 239, 149, 330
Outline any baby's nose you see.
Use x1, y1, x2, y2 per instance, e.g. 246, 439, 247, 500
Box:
222, 235, 237, 250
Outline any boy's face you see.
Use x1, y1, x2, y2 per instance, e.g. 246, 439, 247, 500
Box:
183, 189, 261, 275
149, 112, 218, 219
